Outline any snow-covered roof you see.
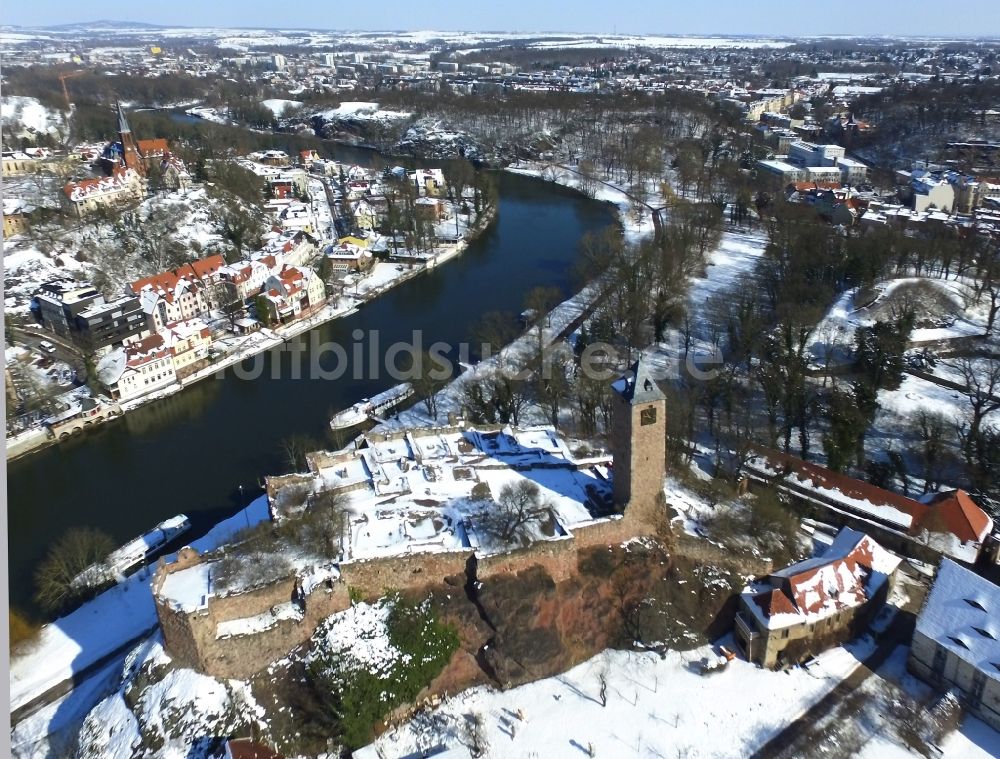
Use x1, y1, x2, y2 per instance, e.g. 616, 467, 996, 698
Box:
743, 527, 901, 630
916, 558, 1000, 683
744, 450, 992, 556
95, 347, 127, 386
611, 359, 665, 405
64, 168, 141, 202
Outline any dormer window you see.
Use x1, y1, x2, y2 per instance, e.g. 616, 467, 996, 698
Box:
973, 627, 996, 640
965, 598, 987, 612
948, 636, 970, 650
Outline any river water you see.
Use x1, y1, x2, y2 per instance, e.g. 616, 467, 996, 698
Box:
6, 163, 617, 615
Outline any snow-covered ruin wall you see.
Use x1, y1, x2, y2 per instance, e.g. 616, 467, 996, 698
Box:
151, 505, 660, 680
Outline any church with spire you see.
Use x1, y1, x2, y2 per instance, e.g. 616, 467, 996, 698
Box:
99, 102, 177, 180
64, 102, 189, 216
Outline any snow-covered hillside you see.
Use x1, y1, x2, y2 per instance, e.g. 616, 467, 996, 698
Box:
1, 95, 66, 137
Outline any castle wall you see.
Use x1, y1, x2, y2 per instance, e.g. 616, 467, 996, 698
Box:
478, 536, 577, 583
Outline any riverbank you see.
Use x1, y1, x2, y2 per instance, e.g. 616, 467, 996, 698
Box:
5, 206, 497, 464
374, 162, 657, 433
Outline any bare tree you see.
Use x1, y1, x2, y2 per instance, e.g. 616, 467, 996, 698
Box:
34, 527, 115, 614
952, 356, 1000, 467
478, 480, 548, 545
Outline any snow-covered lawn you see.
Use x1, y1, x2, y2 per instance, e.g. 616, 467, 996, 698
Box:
362, 637, 877, 759
810, 276, 989, 365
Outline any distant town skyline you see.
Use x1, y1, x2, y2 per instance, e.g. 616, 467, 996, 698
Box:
5, 0, 1000, 38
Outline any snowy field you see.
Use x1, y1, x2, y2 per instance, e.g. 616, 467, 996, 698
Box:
260, 98, 303, 116
362, 637, 876, 759
315, 101, 413, 123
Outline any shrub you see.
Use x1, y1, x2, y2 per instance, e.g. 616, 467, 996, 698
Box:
308, 596, 459, 748
9, 608, 41, 651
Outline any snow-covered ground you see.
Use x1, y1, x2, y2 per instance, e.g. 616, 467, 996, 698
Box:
1, 95, 66, 137
9, 497, 270, 720
361, 636, 877, 759
315, 101, 412, 123
810, 276, 989, 366
260, 98, 303, 116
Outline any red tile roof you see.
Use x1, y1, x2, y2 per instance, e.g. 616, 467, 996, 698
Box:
749, 447, 992, 546
752, 587, 797, 617
925, 490, 993, 543
137, 138, 170, 156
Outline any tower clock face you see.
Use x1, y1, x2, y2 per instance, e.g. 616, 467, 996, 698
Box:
640, 406, 657, 426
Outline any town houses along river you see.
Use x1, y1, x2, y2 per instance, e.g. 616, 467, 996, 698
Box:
7, 167, 617, 615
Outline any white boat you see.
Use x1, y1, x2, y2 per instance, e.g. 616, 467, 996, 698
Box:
330, 382, 414, 430
72, 514, 191, 589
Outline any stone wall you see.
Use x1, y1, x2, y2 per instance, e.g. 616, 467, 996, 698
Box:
339, 550, 474, 602
478, 536, 577, 583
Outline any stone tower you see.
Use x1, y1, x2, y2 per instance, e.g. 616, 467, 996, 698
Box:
610, 358, 667, 513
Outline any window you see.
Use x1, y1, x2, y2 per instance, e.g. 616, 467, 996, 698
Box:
973, 627, 996, 640
948, 636, 969, 650
932, 644, 947, 676
640, 407, 657, 426
965, 598, 987, 611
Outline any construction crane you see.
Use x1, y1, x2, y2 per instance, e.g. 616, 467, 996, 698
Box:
57, 70, 86, 110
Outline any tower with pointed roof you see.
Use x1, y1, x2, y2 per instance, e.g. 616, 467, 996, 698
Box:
115, 101, 145, 174
610, 358, 667, 514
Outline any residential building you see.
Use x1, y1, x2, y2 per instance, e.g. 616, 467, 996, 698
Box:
353, 199, 378, 231
257, 266, 326, 324
275, 201, 316, 234
218, 256, 280, 302
129, 255, 226, 331
162, 319, 212, 375
2, 150, 36, 175
75, 295, 149, 353
96, 333, 178, 402
63, 168, 145, 216
324, 241, 374, 271
3, 198, 34, 238
735, 528, 901, 668
908, 559, 1000, 731
410, 168, 446, 197
912, 172, 956, 213
31, 280, 104, 338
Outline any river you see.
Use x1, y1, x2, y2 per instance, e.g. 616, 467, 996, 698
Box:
6, 163, 617, 616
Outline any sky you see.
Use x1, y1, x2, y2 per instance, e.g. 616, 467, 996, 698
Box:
3, 0, 1000, 38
